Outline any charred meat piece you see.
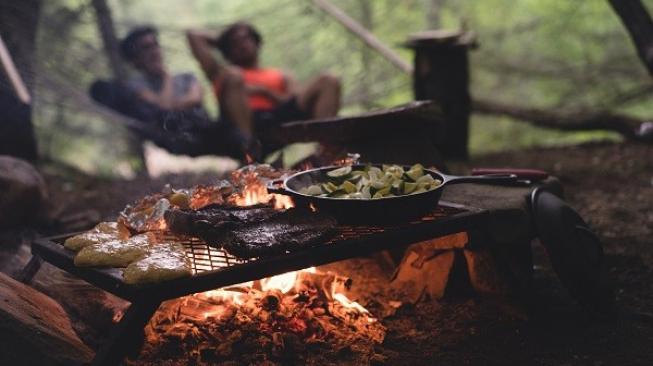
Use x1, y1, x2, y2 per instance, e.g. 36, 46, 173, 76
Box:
164, 204, 282, 245
223, 208, 337, 258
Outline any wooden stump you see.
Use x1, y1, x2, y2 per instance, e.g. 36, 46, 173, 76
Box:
405, 30, 477, 160
0, 156, 48, 228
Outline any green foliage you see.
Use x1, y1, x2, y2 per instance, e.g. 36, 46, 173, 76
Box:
33, 0, 652, 176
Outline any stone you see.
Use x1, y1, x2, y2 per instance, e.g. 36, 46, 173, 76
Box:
0, 272, 94, 365
0, 155, 47, 228
389, 233, 469, 302
441, 177, 564, 245
463, 249, 511, 296
0, 229, 33, 278
391, 246, 455, 303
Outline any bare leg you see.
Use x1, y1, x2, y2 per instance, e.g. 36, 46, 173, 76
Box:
219, 68, 253, 139
296, 73, 341, 119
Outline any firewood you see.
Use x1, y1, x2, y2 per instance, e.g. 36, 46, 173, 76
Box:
0, 273, 94, 365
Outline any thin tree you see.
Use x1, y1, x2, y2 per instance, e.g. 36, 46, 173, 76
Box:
608, 0, 653, 77
91, 0, 146, 172
0, 0, 41, 160
91, 0, 127, 82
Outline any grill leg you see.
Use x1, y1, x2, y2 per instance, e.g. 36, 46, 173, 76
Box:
91, 299, 161, 366
16, 255, 43, 284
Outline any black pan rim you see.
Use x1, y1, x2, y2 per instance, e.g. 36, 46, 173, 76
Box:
279, 163, 446, 202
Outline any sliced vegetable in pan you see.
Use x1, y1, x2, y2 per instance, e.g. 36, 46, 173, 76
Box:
299, 164, 442, 199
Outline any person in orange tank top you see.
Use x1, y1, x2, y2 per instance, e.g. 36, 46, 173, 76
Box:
187, 22, 341, 156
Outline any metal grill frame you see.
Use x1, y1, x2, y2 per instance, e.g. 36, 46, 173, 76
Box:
30, 202, 485, 302
25, 201, 487, 366
159, 204, 466, 275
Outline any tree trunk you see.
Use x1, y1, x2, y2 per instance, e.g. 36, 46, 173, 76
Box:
608, 0, 653, 77
91, 0, 147, 173
408, 33, 473, 160
357, 0, 374, 109
91, 0, 127, 82
473, 98, 649, 141
426, 0, 445, 29
0, 0, 41, 160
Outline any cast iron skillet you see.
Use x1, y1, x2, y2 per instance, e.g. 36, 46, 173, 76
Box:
268, 164, 518, 224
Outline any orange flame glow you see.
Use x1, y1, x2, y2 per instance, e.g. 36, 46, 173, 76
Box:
189, 267, 372, 321
333, 293, 371, 315
112, 310, 124, 323
260, 267, 316, 293
260, 271, 298, 294
299, 161, 314, 171
157, 218, 168, 231
232, 179, 294, 210
245, 153, 254, 164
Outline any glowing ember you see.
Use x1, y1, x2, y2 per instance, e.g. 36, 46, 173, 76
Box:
156, 218, 167, 231
112, 310, 124, 323
136, 267, 384, 365
332, 152, 361, 166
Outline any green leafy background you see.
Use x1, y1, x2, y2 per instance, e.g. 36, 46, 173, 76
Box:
33, 0, 652, 176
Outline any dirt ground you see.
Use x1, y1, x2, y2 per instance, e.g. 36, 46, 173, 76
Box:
32, 141, 653, 365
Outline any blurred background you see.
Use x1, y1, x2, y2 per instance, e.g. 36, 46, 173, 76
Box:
28, 0, 652, 176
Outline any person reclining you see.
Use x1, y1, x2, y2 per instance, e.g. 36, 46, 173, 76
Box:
90, 25, 251, 160
186, 22, 341, 154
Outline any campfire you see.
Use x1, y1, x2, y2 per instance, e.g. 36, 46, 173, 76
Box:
28, 163, 486, 365
128, 164, 385, 365
133, 268, 385, 365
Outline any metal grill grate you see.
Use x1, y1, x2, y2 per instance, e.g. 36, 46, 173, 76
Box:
151, 204, 465, 275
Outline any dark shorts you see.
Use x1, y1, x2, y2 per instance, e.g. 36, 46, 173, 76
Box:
90, 79, 247, 159
252, 97, 310, 131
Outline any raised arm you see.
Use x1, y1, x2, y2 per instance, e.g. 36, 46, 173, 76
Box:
186, 29, 224, 81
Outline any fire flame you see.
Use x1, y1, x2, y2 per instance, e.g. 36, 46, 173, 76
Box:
231, 174, 294, 210
138, 267, 385, 364
186, 267, 373, 323
233, 183, 294, 210
156, 218, 168, 231
260, 270, 301, 293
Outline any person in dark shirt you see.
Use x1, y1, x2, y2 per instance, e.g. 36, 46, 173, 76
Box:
90, 26, 251, 160
120, 27, 204, 114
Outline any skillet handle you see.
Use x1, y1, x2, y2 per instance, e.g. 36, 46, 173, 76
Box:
443, 173, 519, 185
472, 168, 549, 181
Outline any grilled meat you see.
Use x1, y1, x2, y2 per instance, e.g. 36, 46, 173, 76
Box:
165, 205, 337, 258
164, 204, 282, 245
223, 209, 337, 258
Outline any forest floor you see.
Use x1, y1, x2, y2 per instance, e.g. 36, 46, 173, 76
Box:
36, 141, 653, 365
